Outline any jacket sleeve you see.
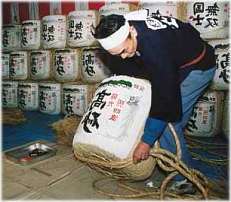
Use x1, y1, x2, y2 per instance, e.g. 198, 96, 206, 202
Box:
141, 117, 166, 146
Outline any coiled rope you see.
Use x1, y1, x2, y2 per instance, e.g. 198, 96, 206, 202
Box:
185, 136, 228, 166
74, 123, 210, 199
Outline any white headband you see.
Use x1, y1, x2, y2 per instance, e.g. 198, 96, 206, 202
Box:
98, 21, 130, 50
97, 10, 148, 50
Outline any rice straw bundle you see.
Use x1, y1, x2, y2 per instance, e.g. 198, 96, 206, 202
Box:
51, 115, 82, 146
73, 143, 157, 181
2, 108, 26, 125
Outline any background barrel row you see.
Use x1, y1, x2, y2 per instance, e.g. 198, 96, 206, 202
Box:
2, 1, 230, 138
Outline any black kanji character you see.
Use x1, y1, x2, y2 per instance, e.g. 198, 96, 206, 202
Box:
192, 14, 204, 26
74, 32, 83, 40
21, 27, 28, 46
3, 30, 9, 47
89, 89, 111, 110
85, 65, 95, 76
31, 58, 38, 75
69, 20, 74, 28
42, 32, 47, 40
220, 53, 230, 69
204, 18, 218, 28
193, 2, 204, 15
19, 90, 26, 108
68, 29, 74, 38
205, 3, 220, 16
75, 21, 83, 31
82, 111, 100, 133
47, 34, 55, 42
48, 25, 55, 33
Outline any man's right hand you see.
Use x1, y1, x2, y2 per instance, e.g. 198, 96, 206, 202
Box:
133, 141, 151, 164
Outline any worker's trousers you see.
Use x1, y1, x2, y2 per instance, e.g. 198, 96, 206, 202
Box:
158, 67, 217, 181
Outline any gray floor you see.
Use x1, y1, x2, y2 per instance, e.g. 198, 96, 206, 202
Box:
2, 144, 111, 200
2, 143, 228, 200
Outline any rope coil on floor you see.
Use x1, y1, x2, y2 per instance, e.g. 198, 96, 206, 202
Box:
185, 135, 228, 166
74, 123, 210, 199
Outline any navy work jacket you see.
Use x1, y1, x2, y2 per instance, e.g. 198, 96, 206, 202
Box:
99, 16, 215, 123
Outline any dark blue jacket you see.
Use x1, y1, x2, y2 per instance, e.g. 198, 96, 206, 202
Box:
99, 16, 215, 145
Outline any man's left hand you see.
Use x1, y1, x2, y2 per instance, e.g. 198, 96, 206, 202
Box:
133, 141, 151, 163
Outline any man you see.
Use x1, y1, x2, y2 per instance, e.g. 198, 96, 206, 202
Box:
93, 9, 217, 193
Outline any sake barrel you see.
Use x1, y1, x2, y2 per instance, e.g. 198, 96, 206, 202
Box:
185, 90, 224, 137
140, 2, 178, 18
99, 2, 139, 17
42, 15, 66, 49
208, 39, 229, 90
2, 53, 10, 80
2, 81, 18, 108
39, 82, 61, 115
80, 47, 111, 83
18, 82, 39, 111
222, 93, 229, 139
9, 51, 29, 80
73, 75, 157, 180
186, 2, 229, 39
62, 83, 95, 116
53, 49, 81, 83
67, 10, 99, 47
2, 24, 21, 51
21, 20, 41, 50
30, 50, 52, 80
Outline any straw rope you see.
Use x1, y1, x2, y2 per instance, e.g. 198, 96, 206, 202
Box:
92, 177, 184, 199
74, 123, 210, 199
185, 135, 228, 165
185, 135, 228, 147
2, 108, 26, 125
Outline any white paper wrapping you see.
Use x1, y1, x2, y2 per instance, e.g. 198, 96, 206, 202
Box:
73, 75, 151, 159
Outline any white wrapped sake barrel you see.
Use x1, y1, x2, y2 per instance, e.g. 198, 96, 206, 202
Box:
185, 90, 224, 137
2, 24, 21, 51
99, 2, 138, 17
2, 81, 18, 108
42, 15, 66, 49
18, 82, 39, 111
186, 2, 229, 39
62, 83, 95, 116
222, 93, 229, 139
30, 50, 52, 80
140, 2, 178, 18
53, 49, 81, 83
39, 82, 61, 115
73, 75, 157, 180
67, 10, 99, 47
81, 47, 111, 83
208, 39, 230, 90
2, 53, 10, 80
9, 51, 28, 80
21, 20, 41, 50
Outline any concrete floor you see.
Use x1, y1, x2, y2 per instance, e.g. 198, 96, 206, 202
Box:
2, 144, 111, 200
2, 143, 229, 200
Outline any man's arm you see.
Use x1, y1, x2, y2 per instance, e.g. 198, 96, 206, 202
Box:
133, 117, 166, 162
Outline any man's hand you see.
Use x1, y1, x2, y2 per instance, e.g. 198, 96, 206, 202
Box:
133, 141, 151, 163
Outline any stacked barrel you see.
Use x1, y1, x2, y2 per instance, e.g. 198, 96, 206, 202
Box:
185, 2, 229, 139
2, 2, 229, 139
2, 14, 100, 115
